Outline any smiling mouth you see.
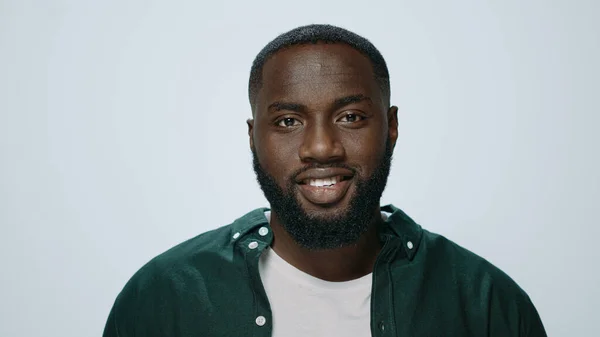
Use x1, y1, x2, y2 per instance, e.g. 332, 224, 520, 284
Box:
296, 175, 354, 206
299, 175, 353, 188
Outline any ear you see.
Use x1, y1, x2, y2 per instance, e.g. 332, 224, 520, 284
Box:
247, 118, 255, 151
387, 106, 399, 151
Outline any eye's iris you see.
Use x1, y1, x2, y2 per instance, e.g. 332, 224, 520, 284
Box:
283, 118, 296, 127
346, 114, 357, 122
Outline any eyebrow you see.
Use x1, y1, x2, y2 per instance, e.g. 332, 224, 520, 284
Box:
332, 94, 371, 110
268, 101, 305, 113
267, 94, 372, 113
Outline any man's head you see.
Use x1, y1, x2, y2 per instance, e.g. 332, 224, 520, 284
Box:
247, 24, 398, 250
248, 24, 391, 110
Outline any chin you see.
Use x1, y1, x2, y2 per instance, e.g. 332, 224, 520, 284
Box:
295, 194, 353, 218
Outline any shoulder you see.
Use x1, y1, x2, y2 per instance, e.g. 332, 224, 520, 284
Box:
417, 229, 546, 336
420, 229, 526, 296
103, 224, 236, 336
119, 207, 269, 292
111, 223, 235, 313
105, 209, 266, 336
118, 208, 266, 291
127, 223, 235, 290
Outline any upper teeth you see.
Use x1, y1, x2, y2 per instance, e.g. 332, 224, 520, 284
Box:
305, 176, 341, 187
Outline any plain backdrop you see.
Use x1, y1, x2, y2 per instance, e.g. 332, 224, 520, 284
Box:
1, 0, 598, 336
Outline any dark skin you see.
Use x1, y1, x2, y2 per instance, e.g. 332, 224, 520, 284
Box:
247, 43, 399, 282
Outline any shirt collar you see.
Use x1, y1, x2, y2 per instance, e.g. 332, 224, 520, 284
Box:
230, 204, 423, 261
230, 207, 270, 241
380, 204, 423, 261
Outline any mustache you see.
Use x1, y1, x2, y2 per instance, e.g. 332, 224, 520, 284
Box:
251, 149, 360, 183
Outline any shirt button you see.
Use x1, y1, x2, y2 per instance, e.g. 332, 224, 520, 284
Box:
378, 321, 385, 332
255, 316, 266, 326
407, 241, 414, 249
258, 227, 269, 236
248, 241, 259, 249
232, 232, 240, 240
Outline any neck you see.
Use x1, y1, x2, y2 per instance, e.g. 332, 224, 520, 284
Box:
269, 209, 383, 282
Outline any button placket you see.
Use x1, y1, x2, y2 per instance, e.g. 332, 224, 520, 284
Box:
241, 234, 272, 336
370, 237, 397, 336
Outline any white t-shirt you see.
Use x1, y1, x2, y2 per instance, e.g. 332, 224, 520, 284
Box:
259, 212, 374, 336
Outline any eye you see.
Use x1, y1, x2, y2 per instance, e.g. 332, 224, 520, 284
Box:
276, 117, 302, 128
337, 112, 364, 123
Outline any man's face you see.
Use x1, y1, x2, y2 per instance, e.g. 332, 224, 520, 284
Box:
248, 43, 398, 250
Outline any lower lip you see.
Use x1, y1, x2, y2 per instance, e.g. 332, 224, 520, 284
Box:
297, 178, 352, 206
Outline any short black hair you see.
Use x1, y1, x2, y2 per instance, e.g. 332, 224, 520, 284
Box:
248, 24, 391, 110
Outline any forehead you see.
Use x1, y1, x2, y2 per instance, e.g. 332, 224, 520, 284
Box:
255, 43, 382, 111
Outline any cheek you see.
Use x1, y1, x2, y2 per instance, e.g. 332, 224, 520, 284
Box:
347, 133, 381, 148
256, 134, 300, 180
343, 131, 388, 170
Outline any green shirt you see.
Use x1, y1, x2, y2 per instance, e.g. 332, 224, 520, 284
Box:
103, 205, 546, 336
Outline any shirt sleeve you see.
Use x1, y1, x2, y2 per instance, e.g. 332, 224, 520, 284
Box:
102, 303, 121, 337
487, 283, 547, 337
521, 295, 547, 337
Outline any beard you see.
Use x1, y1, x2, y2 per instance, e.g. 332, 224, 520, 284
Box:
252, 140, 393, 250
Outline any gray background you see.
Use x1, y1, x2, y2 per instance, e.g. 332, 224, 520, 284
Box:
1, 0, 598, 336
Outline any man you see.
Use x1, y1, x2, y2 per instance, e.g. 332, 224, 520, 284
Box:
103, 24, 546, 336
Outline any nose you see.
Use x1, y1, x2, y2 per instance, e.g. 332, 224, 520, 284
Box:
298, 121, 346, 163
